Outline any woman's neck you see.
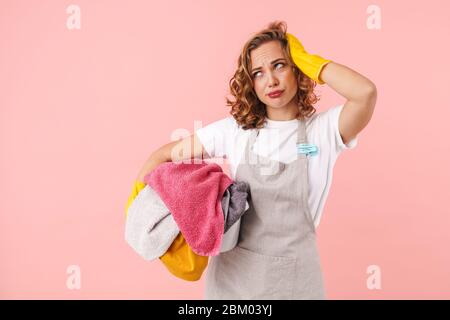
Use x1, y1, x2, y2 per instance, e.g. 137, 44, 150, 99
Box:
265, 103, 299, 121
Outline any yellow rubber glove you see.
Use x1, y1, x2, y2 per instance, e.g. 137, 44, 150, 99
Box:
125, 180, 208, 281
125, 180, 146, 218
286, 33, 332, 85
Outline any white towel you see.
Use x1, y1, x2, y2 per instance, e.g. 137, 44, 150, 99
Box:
125, 185, 179, 261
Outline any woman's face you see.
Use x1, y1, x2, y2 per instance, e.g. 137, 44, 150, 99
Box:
250, 40, 298, 110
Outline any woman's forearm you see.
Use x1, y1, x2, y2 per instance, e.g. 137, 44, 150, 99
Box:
135, 153, 169, 183
135, 140, 179, 183
135, 133, 206, 183
319, 61, 377, 144
319, 61, 376, 101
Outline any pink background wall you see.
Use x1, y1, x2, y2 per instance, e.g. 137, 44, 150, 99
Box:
1, 0, 449, 299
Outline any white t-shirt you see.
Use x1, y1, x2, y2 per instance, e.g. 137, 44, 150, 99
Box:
195, 104, 358, 228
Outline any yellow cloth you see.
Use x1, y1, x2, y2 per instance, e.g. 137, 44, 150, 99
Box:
125, 180, 208, 281
159, 233, 209, 281
286, 33, 332, 85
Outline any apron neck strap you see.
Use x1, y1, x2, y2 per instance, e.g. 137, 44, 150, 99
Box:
296, 117, 307, 144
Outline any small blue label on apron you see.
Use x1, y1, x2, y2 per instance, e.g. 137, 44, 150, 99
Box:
297, 143, 318, 156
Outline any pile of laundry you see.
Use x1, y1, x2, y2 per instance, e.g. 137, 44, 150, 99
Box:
124, 160, 250, 281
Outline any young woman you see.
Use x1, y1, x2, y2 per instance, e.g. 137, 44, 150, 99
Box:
134, 21, 377, 299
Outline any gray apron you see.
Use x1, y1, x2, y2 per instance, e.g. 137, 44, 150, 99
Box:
204, 117, 325, 300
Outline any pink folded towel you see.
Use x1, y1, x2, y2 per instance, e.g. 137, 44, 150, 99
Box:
144, 161, 233, 256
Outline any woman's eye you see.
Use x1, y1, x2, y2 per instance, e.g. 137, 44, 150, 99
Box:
253, 63, 284, 78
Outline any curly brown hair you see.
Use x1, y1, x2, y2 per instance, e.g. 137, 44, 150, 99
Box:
226, 21, 320, 130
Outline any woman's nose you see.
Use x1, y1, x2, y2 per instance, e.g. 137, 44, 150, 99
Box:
267, 72, 279, 87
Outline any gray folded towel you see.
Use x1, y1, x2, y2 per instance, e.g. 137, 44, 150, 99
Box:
221, 181, 250, 233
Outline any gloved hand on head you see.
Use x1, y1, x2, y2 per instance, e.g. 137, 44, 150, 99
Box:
286, 32, 332, 85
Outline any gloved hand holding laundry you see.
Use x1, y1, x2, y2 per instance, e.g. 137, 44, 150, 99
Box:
124, 161, 250, 281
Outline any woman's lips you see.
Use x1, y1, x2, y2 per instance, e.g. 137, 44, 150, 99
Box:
268, 90, 284, 98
